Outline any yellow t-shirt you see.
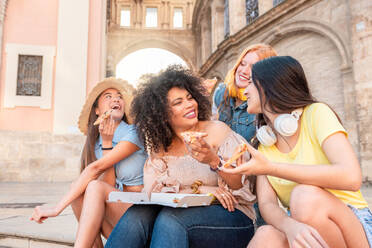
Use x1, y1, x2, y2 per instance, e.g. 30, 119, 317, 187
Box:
258, 103, 368, 209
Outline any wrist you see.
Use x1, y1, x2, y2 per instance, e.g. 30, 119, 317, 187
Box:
209, 154, 221, 171
281, 216, 295, 233
102, 141, 113, 148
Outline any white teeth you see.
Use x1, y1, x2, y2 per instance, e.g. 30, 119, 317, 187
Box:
185, 111, 195, 117
239, 75, 249, 81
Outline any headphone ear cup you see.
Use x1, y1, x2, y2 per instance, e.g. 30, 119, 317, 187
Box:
257, 125, 277, 147
274, 114, 298, 136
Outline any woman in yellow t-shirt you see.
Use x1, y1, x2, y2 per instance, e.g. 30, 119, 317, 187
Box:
222, 56, 371, 248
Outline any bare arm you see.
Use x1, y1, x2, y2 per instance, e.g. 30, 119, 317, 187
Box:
98, 148, 116, 186
222, 132, 361, 191
31, 141, 139, 223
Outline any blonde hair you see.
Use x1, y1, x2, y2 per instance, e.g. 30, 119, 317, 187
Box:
224, 44, 278, 100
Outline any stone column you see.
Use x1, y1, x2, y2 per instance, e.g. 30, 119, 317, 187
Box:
0, 0, 7, 72
134, 0, 142, 28
164, 1, 170, 29
161, 0, 170, 29
211, 1, 224, 52
186, 1, 193, 29
201, 10, 212, 64
349, 0, 372, 181
228, 0, 246, 35
258, 0, 273, 15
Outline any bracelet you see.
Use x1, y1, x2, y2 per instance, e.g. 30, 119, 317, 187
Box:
210, 155, 223, 172
101, 147, 113, 150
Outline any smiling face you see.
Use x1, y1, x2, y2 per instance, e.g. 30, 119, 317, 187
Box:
167, 87, 198, 131
235, 52, 260, 89
95, 88, 125, 121
244, 80, 262, 114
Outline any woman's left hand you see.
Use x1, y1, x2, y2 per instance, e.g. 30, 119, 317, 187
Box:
220, 142, 271, 175
184, 136, 219, 166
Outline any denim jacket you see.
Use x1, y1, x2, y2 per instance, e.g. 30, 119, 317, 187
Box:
213, 83, 256, 142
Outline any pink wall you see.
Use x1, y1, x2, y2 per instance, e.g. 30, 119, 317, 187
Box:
0, 0, 58, 131
86, 0, 105, 94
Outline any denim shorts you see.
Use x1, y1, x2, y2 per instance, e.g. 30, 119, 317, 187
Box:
348, 205, 372, 247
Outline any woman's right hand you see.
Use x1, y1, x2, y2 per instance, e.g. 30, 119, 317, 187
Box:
220, 142, 271, 176
284, 218, 329, 248
30, 205, 59, 224
99, 117, 115, 146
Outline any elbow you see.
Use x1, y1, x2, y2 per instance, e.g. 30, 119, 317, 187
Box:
345, 171, 362, 191
87, 161, 106, 178
348, 176, 362, 192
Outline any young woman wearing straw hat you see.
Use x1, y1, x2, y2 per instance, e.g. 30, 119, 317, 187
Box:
30, 78, 147, 248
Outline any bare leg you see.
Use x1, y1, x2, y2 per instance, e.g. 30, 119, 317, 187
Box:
70, 183, 104, 248
290, 184, 369, 248
248, 225, 288, 248
73, 180, 132, 248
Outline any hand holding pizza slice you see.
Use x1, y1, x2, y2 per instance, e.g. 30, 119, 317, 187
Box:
223, 143, 249, 168
180, 131, 208, 144
93, 109, 114, 126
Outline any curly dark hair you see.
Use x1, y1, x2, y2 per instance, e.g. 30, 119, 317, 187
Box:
131, 65, 211, 154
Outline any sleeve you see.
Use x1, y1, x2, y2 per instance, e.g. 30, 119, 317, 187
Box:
212, 83, 225, 109
119, 125, 143, 149
143, 156, 180, 194
217, 131, 256, 203
309, 103, 347, 146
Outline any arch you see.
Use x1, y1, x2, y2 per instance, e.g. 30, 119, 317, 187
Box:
261, 20, 351, 69
113, 38, 196, 71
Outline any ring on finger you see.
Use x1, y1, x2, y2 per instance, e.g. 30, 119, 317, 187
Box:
194, 151, 199, 156
221, 193, 225, 197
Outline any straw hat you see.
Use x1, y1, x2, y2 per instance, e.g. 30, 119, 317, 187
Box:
78, 78, 135, 135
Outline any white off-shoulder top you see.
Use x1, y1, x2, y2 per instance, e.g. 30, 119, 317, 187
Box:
143, 131, 257, 221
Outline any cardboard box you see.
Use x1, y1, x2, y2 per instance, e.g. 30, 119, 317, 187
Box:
108, 192, 215, 208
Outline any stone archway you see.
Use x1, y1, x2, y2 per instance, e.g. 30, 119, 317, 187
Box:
111, 38, 195, 72
107, 30, 196, 77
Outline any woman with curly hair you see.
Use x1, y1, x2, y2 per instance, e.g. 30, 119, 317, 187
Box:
105, 65, 256, 248
31, 78, 147, 248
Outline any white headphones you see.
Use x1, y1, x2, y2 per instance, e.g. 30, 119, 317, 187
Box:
256, 108, 303, 147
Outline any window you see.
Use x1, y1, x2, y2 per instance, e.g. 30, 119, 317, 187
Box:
173, 8, 183, 28
16, 55, 42, 96
146, 7, 158, 27
273, 0, 285, 6
120, 9, 130, 27
224, 0, 230, 38
4, 44, 55, 109
246, 0, 259, 25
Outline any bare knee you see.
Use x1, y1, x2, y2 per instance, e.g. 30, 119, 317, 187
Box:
85, 180, 105, 195
290, 184, 327, 223
248, 225, 287, 248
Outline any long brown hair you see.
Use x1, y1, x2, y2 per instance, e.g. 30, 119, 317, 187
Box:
250, 56, 342, 147
80, 93, 129, 172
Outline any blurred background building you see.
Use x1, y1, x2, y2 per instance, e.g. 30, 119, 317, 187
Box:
0, 0, 371, 183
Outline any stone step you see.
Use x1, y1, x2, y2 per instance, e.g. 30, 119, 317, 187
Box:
0, 235, 73, 248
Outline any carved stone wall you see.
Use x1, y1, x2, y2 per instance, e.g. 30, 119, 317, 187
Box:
193, 0, 372, 181
106, 0, 196, 77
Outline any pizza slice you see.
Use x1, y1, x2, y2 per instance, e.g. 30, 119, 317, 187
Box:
223, 143, 249, 168
180, 131, 208, 144
93, 109, 114, 126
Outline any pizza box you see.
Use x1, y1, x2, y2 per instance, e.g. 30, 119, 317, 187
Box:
108, 191, 215, 208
